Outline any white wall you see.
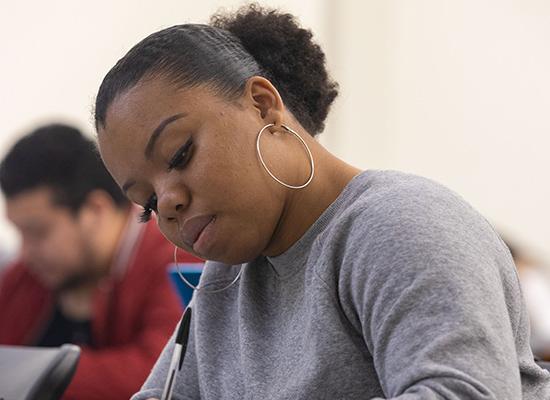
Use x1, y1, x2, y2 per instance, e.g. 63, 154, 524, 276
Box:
1, 0, 549, 263
326, 0, 550, 262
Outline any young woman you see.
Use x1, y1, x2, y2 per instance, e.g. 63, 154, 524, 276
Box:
95, 5, 550, 399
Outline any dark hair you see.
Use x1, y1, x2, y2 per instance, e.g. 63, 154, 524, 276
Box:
94, 4, 338, 136
0, 124, 130, 212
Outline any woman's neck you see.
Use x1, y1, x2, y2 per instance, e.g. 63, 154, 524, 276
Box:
262, 143, 361, 257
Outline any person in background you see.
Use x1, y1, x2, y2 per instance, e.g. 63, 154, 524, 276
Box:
506, 238, 550, 361
0, 124, 200, 400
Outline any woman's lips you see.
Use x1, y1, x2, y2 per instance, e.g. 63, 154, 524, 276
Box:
180, 215, 215, 248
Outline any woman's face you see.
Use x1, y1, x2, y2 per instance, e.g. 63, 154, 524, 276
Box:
98, 77, 289, 264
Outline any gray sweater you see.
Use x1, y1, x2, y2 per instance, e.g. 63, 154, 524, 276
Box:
132, 170, 550, 399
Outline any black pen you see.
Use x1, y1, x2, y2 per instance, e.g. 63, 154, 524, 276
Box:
160, 306, 192, 400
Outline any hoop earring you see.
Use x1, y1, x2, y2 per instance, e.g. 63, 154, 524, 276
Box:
256, 123, 315, 189
174, 247, 243, 294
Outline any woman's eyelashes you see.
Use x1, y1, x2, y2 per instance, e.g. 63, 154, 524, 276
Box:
139, 194, 158, 223
168, 138, 193, 170
139, 138, 193, 223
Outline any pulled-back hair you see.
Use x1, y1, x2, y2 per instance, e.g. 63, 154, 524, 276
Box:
94, 4, 338, 136
0, 124, 130, 212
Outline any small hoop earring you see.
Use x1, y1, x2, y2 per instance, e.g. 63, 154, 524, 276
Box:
173, 247, 243, 294
256, 123, 315, 190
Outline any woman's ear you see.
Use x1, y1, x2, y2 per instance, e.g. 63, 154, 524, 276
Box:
243, 76, 285, 126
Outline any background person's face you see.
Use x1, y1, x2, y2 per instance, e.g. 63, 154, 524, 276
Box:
98, 79, 295, 264
6, 187, 93, 289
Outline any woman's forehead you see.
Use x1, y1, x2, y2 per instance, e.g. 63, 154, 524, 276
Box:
106, 80, 176, 128
104, 79, 229, 135
96, 126, 139, 187
97, 95, 154, 187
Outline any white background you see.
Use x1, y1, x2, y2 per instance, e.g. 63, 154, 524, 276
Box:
1, 0, 549, 264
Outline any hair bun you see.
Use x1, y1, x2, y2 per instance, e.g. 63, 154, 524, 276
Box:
211, 4, 338, 135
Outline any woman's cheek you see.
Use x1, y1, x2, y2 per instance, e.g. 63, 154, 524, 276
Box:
157, 219, 179, 246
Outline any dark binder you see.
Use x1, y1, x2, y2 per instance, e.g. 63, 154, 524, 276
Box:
0, 344, 80, 400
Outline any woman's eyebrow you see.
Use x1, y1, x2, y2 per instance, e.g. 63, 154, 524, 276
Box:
144, 113, 187, 159
122, 113, 187, 195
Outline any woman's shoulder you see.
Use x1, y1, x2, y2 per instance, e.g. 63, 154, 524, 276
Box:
326, 170, 481, 239
318, 170, 508, 280
316, 171, 516, 320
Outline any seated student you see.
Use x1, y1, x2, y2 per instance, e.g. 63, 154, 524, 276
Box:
95, 5, 550, 400
0, 124, 200, 400
506, 239, 550, 361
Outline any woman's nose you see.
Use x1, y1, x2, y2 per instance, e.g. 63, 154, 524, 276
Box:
156, 187, 189, 222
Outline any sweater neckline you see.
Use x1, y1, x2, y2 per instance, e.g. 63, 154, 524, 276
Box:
266, 171, 367, 278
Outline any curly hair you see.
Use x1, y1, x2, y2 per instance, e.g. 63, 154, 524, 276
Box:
94, 4, 338, 136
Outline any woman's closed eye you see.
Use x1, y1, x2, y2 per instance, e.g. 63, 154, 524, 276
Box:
139, 138, 193, 223
168, 138, 193, 170
139, 194, 157, 223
